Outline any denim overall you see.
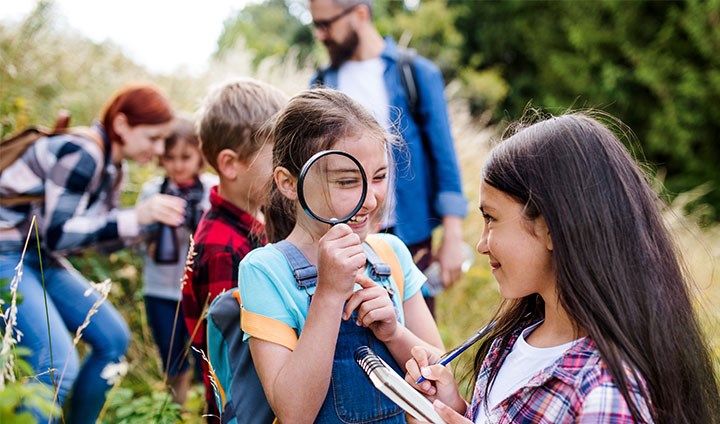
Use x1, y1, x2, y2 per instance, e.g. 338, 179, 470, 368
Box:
275, 240, 407, 423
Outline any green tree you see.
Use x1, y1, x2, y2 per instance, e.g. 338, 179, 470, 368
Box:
454, 0, 720, 221
216, 0, 316, 69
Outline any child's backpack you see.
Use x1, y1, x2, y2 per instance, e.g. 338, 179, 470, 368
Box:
206, 234, 405, 424
0, 111, 104, 207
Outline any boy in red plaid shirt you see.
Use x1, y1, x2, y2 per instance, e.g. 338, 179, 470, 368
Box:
181, 78, 287, 421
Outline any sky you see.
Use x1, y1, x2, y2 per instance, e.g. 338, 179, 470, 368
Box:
0, 0, 250, 75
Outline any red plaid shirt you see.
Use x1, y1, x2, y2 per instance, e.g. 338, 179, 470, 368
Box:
181, 186, 265, 419
467, 323, 653, 423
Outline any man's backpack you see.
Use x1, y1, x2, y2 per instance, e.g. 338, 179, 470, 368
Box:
206, 234, 405, 424
0, 111, 104, 207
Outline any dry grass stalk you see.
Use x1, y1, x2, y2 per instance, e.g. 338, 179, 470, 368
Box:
191, 346, 221, 421
50, 278, 118, 416
0, 216, 39, 388
164, 234, 196, 382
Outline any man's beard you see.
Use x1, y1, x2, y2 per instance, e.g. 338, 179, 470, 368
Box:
324, 29, 359, 67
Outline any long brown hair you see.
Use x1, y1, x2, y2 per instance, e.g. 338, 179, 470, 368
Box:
473, 112, 720, 423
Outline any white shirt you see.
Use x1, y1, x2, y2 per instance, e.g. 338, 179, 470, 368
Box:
477, 322, 583, 423
337, 58, 390, 128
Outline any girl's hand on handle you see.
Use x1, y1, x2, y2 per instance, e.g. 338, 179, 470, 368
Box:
405, 346, 466, 413
316, 223, 365, 299
343, 274, 398, 342
135, 193, 186, 226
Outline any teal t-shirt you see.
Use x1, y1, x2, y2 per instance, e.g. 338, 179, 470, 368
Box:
238, 233, 424, 344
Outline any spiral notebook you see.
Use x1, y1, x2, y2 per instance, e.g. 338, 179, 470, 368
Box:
354, 346, 446, 424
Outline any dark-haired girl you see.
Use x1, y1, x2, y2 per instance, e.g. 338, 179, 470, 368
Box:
405, 112, 720, 423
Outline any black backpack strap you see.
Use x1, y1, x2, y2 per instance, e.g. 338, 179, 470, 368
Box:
274, 240, 318, 289
397, 47, 420, 124
313, 66, 329, 88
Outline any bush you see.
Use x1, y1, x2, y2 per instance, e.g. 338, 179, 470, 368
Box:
454, 0, 720, 221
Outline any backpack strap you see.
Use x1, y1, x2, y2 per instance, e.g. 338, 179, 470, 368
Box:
0, 125, 106, 208
363, 234, 405, 301
235, 289, 299, 352
397, 47, 420, 125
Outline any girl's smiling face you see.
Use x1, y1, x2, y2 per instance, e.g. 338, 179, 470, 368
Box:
299, 135, 388, 241
476, 181, 556, 300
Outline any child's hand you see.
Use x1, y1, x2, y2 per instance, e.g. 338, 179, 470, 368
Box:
136, 194, 186, 226
343, 274, 398, 341
316, 224, 365, 299
430, 400, 472, 423
405, 346, 466, 414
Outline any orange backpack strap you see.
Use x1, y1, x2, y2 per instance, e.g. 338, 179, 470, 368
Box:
235, 290, 298, 351
365, 234, 405, 301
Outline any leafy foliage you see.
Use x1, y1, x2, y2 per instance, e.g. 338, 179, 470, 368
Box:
101, 387, 182, 424
453, 0, 720, 221
216, 0, 317, 69
0, 380, 59, 423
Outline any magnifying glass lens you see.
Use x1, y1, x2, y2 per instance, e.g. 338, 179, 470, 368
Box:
299, 151, 367, 225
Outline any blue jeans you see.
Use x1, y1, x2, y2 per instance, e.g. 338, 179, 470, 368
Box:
0, 250, 130, 423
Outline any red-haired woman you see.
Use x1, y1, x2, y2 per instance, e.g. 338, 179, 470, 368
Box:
0, 83, 185, 422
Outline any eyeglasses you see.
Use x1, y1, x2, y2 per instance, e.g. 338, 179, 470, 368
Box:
312, 5, 358, 32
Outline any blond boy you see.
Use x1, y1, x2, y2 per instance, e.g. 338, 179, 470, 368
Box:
181, 78, 287, 421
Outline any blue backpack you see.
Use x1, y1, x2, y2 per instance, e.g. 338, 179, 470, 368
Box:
206, 234, 405, 424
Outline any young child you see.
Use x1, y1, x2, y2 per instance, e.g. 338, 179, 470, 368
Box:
405, 112, 720, 423
181, 78, 287, 421
237, 88, 445, 423
138, 116, 217, 405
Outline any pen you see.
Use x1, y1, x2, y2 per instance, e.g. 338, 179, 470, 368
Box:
416, 321, 496, 384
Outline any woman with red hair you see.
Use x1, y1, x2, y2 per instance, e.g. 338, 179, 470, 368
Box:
0, 83, 184, 422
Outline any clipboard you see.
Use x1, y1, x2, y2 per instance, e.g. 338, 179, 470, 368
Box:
354, 346, 446, 424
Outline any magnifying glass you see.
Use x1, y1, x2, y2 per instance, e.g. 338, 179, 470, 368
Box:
297, 150, 367, 225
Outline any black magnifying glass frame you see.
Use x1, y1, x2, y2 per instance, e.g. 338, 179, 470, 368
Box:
297, 149, 368, 226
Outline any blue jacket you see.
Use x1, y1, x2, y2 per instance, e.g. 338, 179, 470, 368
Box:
311, 38, 466, 245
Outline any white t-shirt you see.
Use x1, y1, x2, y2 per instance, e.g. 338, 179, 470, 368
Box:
337, 58, 390, 129
476, 322, 583, 423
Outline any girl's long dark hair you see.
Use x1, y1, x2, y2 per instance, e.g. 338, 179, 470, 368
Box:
265, 88, 389, 242
472, 112, 720, 423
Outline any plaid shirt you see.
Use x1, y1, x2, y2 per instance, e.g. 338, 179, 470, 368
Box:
467, 325, 654, 423
0, 125, 135, 254
181, 186, 265, 416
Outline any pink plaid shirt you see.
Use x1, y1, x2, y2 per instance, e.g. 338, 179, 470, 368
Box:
467, 325, 654, 423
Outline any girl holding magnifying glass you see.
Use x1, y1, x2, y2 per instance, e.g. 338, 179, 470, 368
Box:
237, 88, 444, 423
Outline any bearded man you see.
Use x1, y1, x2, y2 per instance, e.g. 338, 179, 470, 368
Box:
309, 0, 467, 313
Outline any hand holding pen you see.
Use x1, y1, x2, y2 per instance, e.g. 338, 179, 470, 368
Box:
416, 321, 496, 384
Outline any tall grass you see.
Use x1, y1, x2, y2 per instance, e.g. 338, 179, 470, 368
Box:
0, 217, 59, 421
